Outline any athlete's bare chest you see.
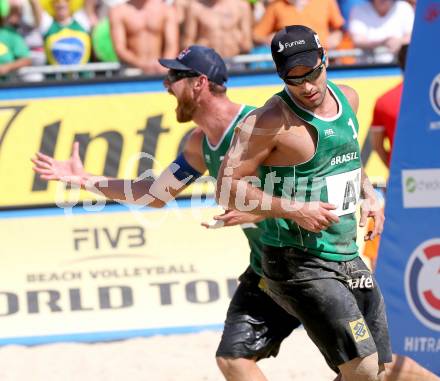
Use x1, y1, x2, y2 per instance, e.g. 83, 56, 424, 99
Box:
124, 6, 165, 33
197, 7, 241, 31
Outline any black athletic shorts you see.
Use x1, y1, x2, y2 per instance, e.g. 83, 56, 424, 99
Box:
216, 266, 301, 360
262, 245, 393, 369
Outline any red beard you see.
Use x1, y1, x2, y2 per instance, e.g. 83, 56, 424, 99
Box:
176, 88, 197, 123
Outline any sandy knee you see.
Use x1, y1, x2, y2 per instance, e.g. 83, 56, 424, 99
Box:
339, 353, 381, 381
216, 356, 256, 374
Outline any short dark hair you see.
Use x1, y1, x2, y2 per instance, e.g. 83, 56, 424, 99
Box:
398, 44, 409, 71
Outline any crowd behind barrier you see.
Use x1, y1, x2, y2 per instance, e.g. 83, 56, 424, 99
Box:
3, 46, 402, 83
0, 0, 415, 82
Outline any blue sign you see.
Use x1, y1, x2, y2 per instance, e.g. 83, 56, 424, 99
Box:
376, 0, 440, 375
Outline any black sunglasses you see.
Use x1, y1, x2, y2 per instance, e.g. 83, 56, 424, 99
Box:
284, 55, 326, 86
166, 69, 201, 84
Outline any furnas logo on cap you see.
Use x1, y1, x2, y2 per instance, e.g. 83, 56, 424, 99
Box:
277, 40, 306, 53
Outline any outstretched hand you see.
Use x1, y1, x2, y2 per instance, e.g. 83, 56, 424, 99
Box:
202, 209, 263, 229
31, 142, 87, 186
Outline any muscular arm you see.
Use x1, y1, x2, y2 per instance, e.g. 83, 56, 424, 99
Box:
32, 130, 207, 208
109, 6, 144, 68
339, 84, 359, 113
162, 4, 179, 58
216, 107, 339, 233
359, 167, 384, 239
29, 0, 42, 27
84, 0, 99, 26
216, 109, 282, 216
92, 130, 205, 206
340, 84, 384, 238
238, 0, 253, 53
0, 58, 32, 75
182, 2, 198, 47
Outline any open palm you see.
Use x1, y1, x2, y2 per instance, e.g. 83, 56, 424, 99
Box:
31, 142, 86, 185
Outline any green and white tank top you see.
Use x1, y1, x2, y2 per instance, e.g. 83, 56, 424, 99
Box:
260, 81, 362, 262
202, 105, 265, 275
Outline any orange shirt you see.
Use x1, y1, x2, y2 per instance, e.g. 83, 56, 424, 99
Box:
253, 0, 344, 48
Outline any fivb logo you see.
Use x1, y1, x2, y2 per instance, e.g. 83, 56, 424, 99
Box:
277, 40, 306, 53
405, 239, 440, 331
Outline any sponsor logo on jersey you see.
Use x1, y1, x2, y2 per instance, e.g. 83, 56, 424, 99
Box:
324, 128, 335, 137
330, 152, 358, 166
405, 238, 440, 331
349, 318, 370, 342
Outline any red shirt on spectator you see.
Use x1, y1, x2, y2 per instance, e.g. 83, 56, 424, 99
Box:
371, 82, 403, 166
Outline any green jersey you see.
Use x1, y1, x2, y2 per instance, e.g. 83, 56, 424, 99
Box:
260, 81, 362, 262
0, 27, 30, 65
202, 105, 265, 275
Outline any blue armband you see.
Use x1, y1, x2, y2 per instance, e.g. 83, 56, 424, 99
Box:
171, 153, 203, 184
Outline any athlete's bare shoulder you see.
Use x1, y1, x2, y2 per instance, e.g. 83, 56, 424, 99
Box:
109, 2, 130, 20
182, 127, 206, 172
236, 95, 286, 137
186, 127, 205, 152
338, 84, 359, 114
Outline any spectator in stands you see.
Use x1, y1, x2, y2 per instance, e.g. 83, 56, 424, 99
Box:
370, 44, 408, 168
0, 5, 32, 79
252, 0, 345, 50
82, 0, 101, 27
30, 0, 92, 65
249, 0, 268, 23
109, 0, 178, 74
337, 0, 366, 22
174, 0, 190, 49
6, 0, 45, 67
348, 0, 414, 63
182, 0, 253, 58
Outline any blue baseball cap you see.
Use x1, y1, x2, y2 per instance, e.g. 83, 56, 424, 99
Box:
159, 45, 228, 86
